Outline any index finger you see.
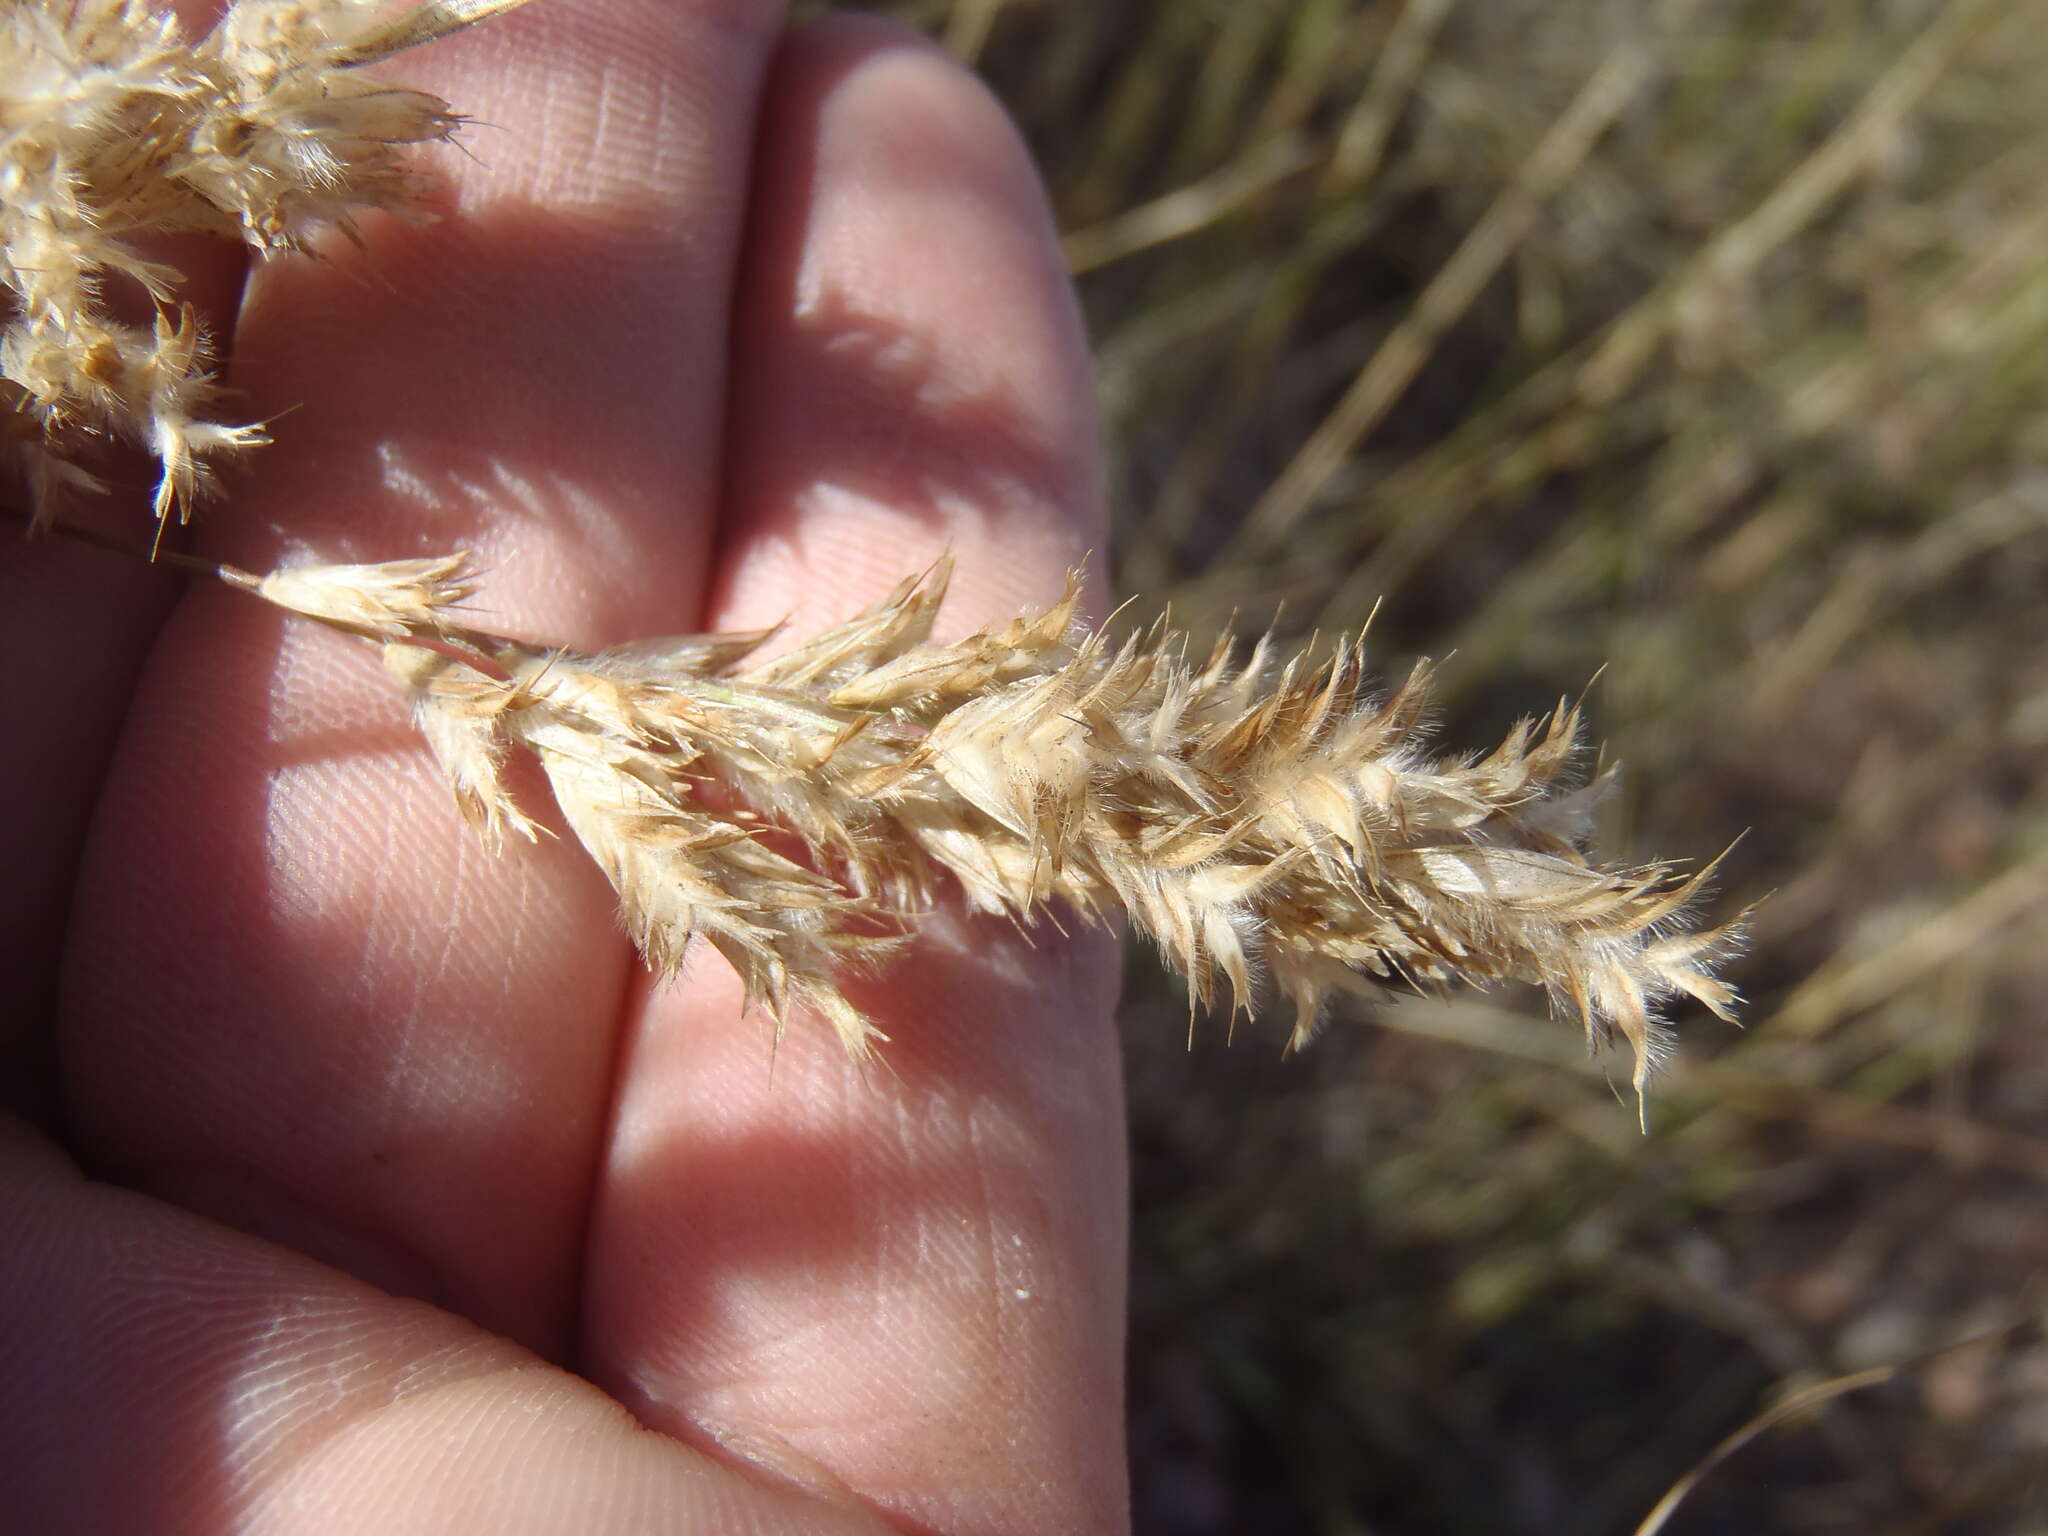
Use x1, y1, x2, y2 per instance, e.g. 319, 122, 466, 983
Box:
61, 0, 785, 1360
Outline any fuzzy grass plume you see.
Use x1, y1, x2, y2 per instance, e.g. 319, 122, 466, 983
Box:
230, 551, 1743, 1101
0, 0, 531, 531
9, 0, 1741, 1099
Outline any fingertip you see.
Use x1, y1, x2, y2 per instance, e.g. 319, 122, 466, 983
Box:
715, 11, 1107, 639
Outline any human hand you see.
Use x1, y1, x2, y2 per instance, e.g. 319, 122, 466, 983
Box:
1, 4, 1127, 1531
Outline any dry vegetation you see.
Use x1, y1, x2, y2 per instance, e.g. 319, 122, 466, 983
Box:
0, 0, 528, 529
2, 0, 1736, 1096
848, 0, 2048, 1530
243, 549, 1735, 1094
12, 0, 2045, 1529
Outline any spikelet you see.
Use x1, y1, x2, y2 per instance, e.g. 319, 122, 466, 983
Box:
224, 551, 1743, 1097
0, 0, 534, 532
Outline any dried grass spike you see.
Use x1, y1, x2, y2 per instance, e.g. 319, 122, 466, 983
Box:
223, 548, 1740, 1103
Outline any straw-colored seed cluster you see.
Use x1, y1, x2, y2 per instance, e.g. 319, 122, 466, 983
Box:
242, 555, 1743, 1097
7, 0, 1741, 1095
0, 0, 529, 529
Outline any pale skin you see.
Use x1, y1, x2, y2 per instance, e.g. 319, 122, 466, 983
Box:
0, 3, 1128, 1531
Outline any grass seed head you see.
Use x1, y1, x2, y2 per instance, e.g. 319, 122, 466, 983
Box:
0, 0, 533, 532
246, 554, 1742, 1099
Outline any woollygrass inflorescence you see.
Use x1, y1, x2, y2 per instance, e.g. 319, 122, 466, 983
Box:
0, 0, 534, 532
229, 550, 1743, 1103
10, 0, 1743, 1103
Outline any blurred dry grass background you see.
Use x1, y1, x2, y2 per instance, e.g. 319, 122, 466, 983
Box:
838, 1, 2048, 1529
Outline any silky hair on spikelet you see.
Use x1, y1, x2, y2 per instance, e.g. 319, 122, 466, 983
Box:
227, 550, 1744, 1105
